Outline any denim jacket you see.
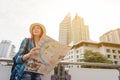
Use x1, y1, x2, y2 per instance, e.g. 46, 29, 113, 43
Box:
10, 38, 35, 80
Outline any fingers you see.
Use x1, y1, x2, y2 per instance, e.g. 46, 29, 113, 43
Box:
29, 47, 39, 56
31, 47, 39, 51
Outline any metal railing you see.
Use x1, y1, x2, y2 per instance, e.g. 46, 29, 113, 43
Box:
59, 61, 120, 68
1, 58, 120, 68
53, 61, 120, 80
1, 59, 120, 80
0, 58, 12, 62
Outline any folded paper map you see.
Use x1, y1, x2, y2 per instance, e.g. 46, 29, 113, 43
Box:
25, 35, 71, 74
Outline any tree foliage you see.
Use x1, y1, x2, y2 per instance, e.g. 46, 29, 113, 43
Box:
81, 50, 113, 68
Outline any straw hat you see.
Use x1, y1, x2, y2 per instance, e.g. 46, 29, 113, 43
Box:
30, 23, 46, 34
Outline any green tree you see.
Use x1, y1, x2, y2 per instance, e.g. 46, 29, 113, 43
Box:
53, 64, 69, 80
81, 50, 113, 68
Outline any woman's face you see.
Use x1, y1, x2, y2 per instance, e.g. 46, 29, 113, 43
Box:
32, 26, 42, 36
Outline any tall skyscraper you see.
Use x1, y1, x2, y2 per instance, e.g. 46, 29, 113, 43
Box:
59, 13, 71, 45
0, 40, 16, 59
99, 28, 120, 44
59, 13, 90, 45
71, 14, 90, 44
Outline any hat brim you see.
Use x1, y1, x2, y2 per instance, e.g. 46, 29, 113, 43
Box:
30, 23, 46, 34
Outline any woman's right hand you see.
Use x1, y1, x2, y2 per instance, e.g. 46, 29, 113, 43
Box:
29, 47, 39, 56
22, 47, 39, 61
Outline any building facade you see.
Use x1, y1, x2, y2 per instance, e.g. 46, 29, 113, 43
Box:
59, 13, 71, 45
71, 14, 90, 44
99, 28, 120, 44
63, 41, 120, 68
0, 40, 16, 59
59, 13, 90, 45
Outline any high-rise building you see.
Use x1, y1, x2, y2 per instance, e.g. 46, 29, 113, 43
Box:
0, 40, 16, 59
71, 14, 90, 44
99, 28, 120, 44
59, 13, 90, 45
9, 45, 16, 58
59, 13, 71, 45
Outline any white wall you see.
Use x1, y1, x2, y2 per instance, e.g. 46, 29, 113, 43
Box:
0, 65, 53, 80
0, 66, 11, 80
0, 66, 119, 80
69, 68, 119, 80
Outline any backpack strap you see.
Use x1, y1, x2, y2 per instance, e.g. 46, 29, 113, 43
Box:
23, 38, 29, 55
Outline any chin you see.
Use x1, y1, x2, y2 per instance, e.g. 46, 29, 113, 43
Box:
33, 33, 40, 35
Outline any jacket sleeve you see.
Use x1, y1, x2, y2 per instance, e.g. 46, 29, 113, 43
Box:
13, 38, 28, 64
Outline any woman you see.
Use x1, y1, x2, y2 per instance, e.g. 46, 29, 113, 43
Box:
10, 23, 46, 80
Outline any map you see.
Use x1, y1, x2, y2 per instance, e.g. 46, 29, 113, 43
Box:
25, 35, 71, 74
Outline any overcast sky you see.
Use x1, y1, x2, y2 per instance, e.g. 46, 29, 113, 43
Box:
0, 0, 120, 51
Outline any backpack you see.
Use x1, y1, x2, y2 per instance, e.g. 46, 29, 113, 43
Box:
11, 39, 29, 72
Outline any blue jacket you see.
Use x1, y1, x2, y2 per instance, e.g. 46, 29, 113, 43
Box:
10, 38, 35, 80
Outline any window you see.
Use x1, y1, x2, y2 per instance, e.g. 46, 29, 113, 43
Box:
118, 50, 120, 54
106, 49, 110, 53
114, 61, 118, 64
113, 55, 117, 59
76, 55, 79, 58
76, 50, 79, 53
107, 55, 111, 58
112, 50, 116, 53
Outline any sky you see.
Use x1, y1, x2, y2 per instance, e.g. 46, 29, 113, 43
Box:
0, 0, 120, 51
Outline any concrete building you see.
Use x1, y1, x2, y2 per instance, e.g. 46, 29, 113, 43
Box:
0, 40, 16, 59
99, 28, 120, 44
71, 14, 90, 44
64, 41, 120, 68
9, 45, 16, 58
59, 13, 71, 45
59, 13, 90, 45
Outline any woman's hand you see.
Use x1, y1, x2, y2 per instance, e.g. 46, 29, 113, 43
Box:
22, 47, 39, 61
29, 47, 39, 56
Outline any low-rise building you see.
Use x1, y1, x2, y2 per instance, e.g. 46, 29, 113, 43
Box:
63, 41, 120, 68
99, 28, 120, 44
